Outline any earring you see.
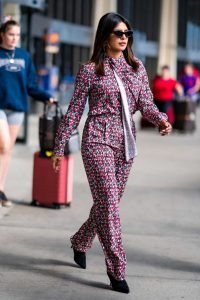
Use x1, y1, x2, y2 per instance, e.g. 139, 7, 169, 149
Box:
103, 41, 111, 54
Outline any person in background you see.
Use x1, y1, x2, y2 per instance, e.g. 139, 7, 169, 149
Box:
179, 62, 200, 78
179, 62, 200, 101
52, 12, 172, 294
0, 19, 55, 207
152, 65, 183, 124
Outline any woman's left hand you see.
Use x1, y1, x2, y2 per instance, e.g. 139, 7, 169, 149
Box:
159, 120, 172, 136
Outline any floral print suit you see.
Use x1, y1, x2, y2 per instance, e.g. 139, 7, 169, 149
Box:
54, 55, 167, 280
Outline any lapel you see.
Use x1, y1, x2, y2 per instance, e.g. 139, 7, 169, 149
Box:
103, 55, 142, 107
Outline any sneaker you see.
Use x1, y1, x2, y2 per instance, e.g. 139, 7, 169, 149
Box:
0, 191, 12, 207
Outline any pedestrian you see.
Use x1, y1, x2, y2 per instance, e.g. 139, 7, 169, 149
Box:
0, 19, 55, 207
179, 62, 200, 101
52, 12, 172, 294
152, 65, 183, 124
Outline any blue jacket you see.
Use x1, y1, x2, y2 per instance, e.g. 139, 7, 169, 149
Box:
0, 46, 52, 112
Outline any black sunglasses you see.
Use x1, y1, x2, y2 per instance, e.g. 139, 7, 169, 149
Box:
112, 30, 133, 38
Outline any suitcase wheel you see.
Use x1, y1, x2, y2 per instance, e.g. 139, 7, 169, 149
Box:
52, 203, 61, 209
52, 203, 71, 209
30, 199, 38, 206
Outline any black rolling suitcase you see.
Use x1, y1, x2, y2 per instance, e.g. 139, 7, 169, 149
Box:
173, 98, 196, 132
39, 102, 80, 156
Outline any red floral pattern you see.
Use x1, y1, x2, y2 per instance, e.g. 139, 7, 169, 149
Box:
54, 56, 167, 156
54, 55, 167, 280
71, 142, 133, 280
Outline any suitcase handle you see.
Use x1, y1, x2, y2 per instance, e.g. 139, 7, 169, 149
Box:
43, 101, 63, 119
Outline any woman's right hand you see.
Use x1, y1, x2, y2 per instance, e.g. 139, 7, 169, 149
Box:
52, 155, 63, 172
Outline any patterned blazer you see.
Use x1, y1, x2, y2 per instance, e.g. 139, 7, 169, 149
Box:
54, 55, 167, 156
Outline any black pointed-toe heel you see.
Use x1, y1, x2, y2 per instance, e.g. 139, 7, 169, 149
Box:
73, 249, 86, 269
107, 272, 130, 294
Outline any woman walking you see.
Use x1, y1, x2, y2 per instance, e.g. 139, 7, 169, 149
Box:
0, 19, 54, 207
52, 12, 172, 294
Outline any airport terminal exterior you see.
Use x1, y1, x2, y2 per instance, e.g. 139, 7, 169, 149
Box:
2, 0, 200, 85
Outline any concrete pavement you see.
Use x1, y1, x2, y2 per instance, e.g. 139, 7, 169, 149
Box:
0, 109, 200, 300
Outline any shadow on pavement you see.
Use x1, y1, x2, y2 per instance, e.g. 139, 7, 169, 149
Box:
0, 251, 110, 291
127, 248, 200, 274
9, 199, 31, 206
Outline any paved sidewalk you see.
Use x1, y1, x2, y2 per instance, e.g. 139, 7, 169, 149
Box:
0, 110, 200, 300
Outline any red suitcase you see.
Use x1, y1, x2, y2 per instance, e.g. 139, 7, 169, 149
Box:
31, 152, 74, 208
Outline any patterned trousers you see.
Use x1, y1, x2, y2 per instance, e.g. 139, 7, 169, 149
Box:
70, 142, 133, 280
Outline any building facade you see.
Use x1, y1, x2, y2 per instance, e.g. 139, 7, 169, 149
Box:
2, 0, 200, 83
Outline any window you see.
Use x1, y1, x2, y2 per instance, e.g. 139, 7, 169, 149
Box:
118, 0, 161, 41
178, 0, 200, 49
46, 0, 93, 25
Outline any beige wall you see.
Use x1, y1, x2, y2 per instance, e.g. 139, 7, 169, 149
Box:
92, 0, 117, 31
3, 3, 20, 23
157, 0, 178, 78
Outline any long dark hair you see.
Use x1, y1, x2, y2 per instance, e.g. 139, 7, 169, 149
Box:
0, 20, 20, 44
90, 12, 139, 75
